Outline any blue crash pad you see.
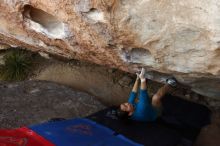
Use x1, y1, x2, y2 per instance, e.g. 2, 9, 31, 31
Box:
29, 118, 142, 146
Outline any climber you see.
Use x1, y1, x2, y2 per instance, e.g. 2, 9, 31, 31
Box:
117, 68, 177, 122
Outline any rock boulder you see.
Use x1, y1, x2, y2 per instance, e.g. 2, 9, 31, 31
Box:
0, 0, 219, 98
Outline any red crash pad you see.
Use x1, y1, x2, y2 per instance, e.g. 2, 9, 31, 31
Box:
0, 127, 54, 146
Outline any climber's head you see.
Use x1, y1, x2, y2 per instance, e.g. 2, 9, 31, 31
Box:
120, 102, 134, 113
117, 102, 134, 119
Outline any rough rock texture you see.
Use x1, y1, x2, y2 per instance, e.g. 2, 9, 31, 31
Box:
0, 0, 220, 98
35, 62, 133, 106
0, 80, 105, 128
194, 112, 220, 146
34, 59, 220, 109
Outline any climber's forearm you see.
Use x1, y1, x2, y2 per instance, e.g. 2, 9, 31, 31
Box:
140, 78, 147, 90
132, 78, 139, 93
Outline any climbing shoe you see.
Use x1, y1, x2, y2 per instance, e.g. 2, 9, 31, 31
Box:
166, 77, 177, 87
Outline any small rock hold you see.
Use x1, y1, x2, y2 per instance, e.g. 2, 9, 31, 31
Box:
39, 52, 50, 59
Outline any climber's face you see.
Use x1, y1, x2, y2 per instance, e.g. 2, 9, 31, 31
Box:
120, 102, 134, 113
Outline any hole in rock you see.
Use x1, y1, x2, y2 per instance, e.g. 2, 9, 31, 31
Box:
85, 8, 106, 23
121, 48, 155, 65
23, 5, 67, 38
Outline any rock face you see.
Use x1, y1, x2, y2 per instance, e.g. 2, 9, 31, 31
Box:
0, 0, 219, 98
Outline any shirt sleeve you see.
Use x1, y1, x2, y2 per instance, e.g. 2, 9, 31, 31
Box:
128, 92, 137, 104
139, 89, 150, 105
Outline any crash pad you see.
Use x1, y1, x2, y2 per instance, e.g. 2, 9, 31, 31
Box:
29, 118, 142, 146
87, 94, 211, 146
0, 127, 55, 146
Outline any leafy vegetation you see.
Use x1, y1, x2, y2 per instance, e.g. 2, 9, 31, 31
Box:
0, 48, 33, 81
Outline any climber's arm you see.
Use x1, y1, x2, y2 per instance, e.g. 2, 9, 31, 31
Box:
139, 78, 150, 104
138, 68, 150, 104
128, 75, 139, 104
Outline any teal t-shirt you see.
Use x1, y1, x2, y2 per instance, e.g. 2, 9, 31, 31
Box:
128, 90, 158, 122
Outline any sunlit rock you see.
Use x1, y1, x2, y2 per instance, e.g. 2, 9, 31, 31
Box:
0, 0, 219, 99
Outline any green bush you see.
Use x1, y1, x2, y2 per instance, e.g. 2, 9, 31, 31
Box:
0, 49, 33, 81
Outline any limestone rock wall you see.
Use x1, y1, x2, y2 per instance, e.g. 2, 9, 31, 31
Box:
0, 0, 219, 98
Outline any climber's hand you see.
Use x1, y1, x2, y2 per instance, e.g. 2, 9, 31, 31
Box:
136, 68, 146, 82
139, 68, 145, 80
136, 73, 140, 80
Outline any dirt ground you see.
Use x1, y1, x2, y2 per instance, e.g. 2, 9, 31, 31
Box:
0, 80, 105, 129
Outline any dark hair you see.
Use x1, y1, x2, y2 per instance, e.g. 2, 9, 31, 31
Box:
116, 108, 129, 120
